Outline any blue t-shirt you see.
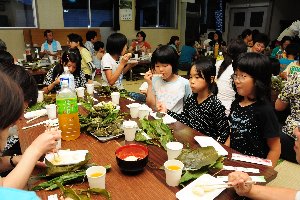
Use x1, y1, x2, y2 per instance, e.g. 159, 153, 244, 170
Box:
279, 58, 296, 72
179, 45, 196, 64
0, 188, 40, 200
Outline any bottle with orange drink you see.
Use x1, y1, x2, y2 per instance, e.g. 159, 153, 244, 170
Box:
56, 80, 80, 141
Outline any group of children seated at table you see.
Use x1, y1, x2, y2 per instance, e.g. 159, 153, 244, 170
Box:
1, 28, 300, 198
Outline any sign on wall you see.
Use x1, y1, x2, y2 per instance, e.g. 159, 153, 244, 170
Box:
120, 0, 132, 21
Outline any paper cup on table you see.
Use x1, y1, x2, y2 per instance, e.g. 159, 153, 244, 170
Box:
111, 92, 120, 105
122, 120, 138, 141
76, 87, 85, 98
128, 103, 141, 118
23, 53, 27, 61
164, 160, 184, 187
86, 84, 94, 95
86, 166, 107, 189
45, 104, 57, 119
138, 105, 151, 119
37, 91, 44, 102
166, 142, 183, 160
134, 54, 138, 59
49, 56, 54, 64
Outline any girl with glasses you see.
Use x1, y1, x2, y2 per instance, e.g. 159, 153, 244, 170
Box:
226, 52, 281, 168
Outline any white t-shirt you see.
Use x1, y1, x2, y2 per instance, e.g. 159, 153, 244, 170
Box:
101, 53, 123, 89
296, 191, 300, 200
215, 60, 235, 116
152, 76, 192, 113
41, 40, 62, 54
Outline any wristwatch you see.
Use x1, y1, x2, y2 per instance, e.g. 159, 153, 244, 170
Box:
9, 154, 17, 167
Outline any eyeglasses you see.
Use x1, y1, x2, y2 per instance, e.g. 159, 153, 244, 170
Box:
231, 74, 250, 82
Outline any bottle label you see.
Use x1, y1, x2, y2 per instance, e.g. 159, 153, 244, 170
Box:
56, 98, 78, 114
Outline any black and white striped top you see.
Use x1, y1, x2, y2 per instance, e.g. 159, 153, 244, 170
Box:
167, 94, 230, 144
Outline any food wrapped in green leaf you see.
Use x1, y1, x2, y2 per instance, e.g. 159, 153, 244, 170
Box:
177, 147, 219, 170
45, 153, 91, 177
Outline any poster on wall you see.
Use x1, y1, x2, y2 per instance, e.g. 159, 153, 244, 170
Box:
120, 0, 132, 21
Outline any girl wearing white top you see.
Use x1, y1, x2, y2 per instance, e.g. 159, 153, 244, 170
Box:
216, 39, 247, 115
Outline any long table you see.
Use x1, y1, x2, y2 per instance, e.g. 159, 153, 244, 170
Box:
18, 97, 278, 200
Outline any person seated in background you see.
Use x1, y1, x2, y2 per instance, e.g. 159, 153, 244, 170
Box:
84, 30, 98, 56
0, 50, 14, 66
248, 33, 269, 54
278, 43, 299, 73
145, 45, 192, 113
101, 33, 137, 89
40, 29, 62, 58
128, 31, 151, 54
0, 70, 60, 191
270, 36, 292, 59
209, 31, 226, 47
275, 72, 300, 163
67, 33, 95, 83
167, 36, 180, 54
216, 39, 247, 116
280, 44, 300, 79
0, 39, 7, 51
228, 127, 300, 200
269, 58, 280, 76
240, 29, 253, 47
43, 49, 86, 94
92, 41, 105, 78
179, 39, 198, 74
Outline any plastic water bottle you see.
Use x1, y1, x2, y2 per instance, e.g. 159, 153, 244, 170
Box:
56, 80, 80, 141
214, 42, 219, 59
60, 67, 75, 91
217, 52, 224, 61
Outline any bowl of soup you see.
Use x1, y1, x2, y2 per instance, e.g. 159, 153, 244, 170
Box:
115, 144, 149, 174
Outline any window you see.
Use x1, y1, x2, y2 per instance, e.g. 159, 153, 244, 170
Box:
139, 0, 177, 28
250, 11, 264, 27
0, 0, 37, 27
233, 12, 245, 26
62, 0, 113, 27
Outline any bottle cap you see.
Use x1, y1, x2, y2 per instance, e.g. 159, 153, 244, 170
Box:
63, 66, 68, 72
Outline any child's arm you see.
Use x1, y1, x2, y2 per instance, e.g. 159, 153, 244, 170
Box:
144, 70, 156, 109
214, 101, 230, 144
275, 98, 289, 111
224, 135, 230, 146
266, 137, 281, 168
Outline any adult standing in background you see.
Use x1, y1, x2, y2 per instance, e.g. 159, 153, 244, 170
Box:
84, 30, 98, 56
40, 30, 62, 58
129, 31, 151, 54
67, 33, 95, 83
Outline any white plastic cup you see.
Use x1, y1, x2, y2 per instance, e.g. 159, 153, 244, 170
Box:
122, 120, 138, 141
142, 52, 145, 57
23, 53, 27, 61
129, 103, 140, 118
86, 84, 94, 95
164, 160, 184, 187
148, 53, 152, 57
111, 92, 120, 105
86, 166, 107, 189
134, 54, 138, 59
49, 56, 54, 64
76, 87, 85, 98
138, 106, 151, 119
37, 91, 44, 103
166, 142, 183, 160
45, 104, 57, 119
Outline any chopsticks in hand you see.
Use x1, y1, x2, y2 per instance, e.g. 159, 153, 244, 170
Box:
197, 180, 255, 190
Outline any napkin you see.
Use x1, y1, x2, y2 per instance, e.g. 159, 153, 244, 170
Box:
24, 109, 47, 119
149, 112, 177, 124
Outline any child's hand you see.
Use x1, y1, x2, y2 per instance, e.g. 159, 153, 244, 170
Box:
156, 102, 167, 113
144, 70, 153, 83
29, 130, 61, 157
228, 171, 253, 196
120, 53, 131, 65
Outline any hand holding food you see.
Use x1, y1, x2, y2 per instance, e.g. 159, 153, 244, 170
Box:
156, 102, 167, 113
29, 129, 61, 157
120, 53, 132, 65
144, 70, 153, 83
228, 171, 253, 196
